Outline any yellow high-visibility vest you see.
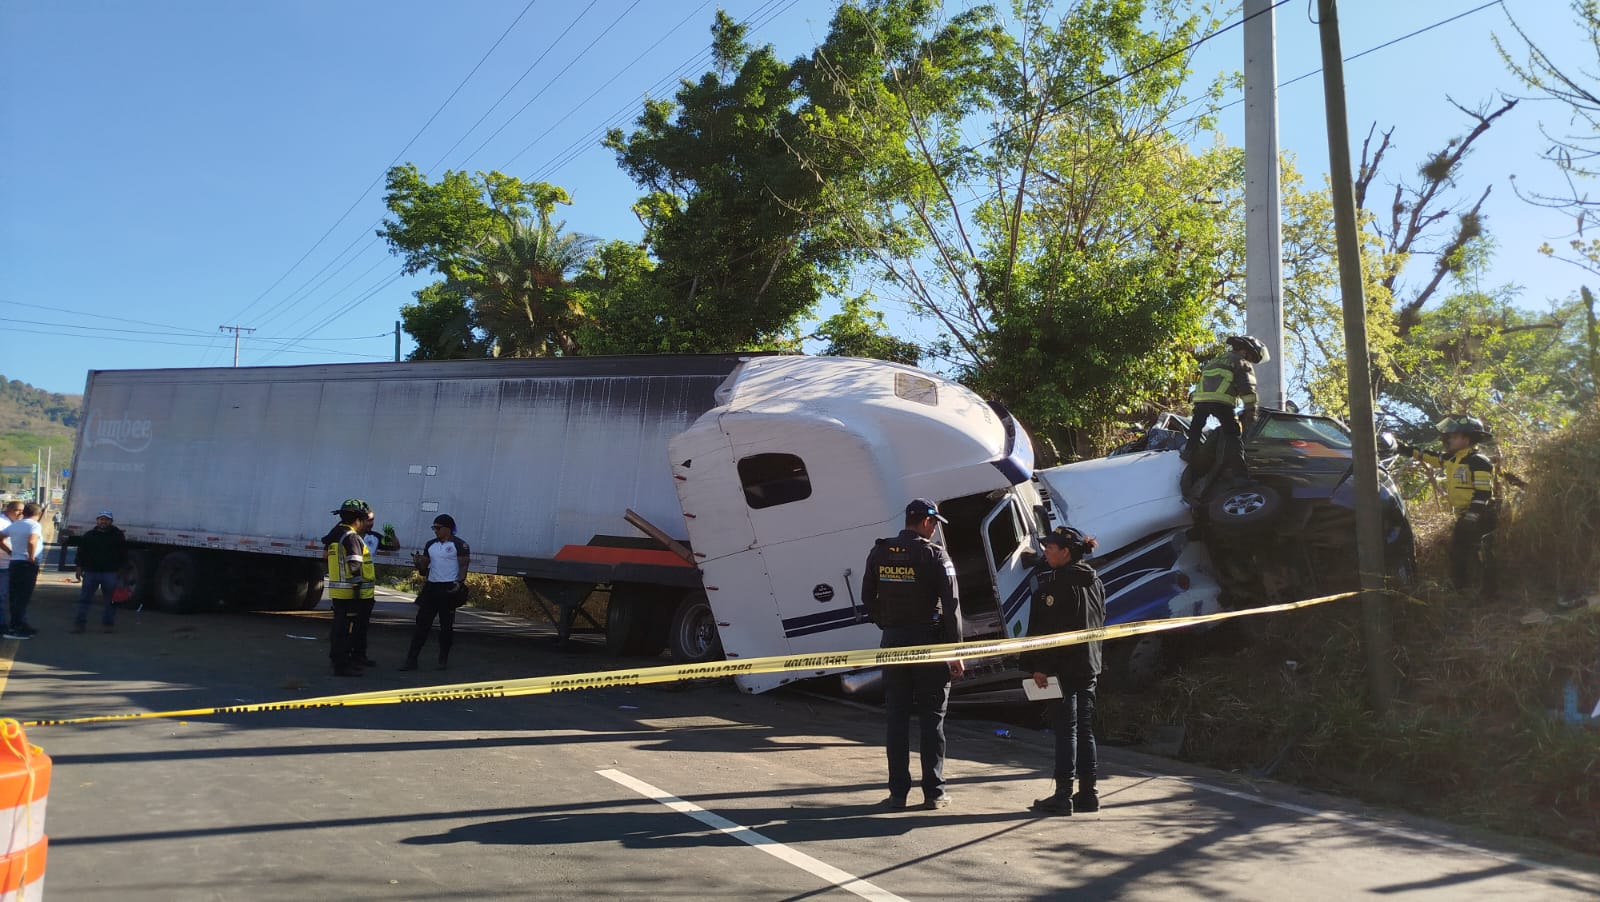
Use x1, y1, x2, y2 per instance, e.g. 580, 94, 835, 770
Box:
326, 525, 375, 600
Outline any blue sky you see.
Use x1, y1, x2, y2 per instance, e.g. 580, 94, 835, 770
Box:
1, 0, 1588, 395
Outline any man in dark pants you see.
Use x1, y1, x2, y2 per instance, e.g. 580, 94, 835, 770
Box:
1021, 525, 1107, 816
1184, 334, 1269, 476
322, 499, 375, 677
861, 498, 965, 810
73, 510, 128, 633
402, 514, 469, 671
352, 510, 399, 666
1395, 414, 1505, 598
2, 502, 44, 639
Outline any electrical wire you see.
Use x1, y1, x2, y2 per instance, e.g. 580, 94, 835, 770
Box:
225, 0, 542, 327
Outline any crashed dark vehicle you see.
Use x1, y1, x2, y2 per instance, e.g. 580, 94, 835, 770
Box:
1138, 408, 1416, 607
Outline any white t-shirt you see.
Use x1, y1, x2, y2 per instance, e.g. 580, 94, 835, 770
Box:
3, 518, 42, 563
426, 538, 461, 583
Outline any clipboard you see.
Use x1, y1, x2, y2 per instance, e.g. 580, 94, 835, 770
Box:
1022, 676, 1062, 701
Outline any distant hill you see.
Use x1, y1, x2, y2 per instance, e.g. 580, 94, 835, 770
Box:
0, 376, 80, 474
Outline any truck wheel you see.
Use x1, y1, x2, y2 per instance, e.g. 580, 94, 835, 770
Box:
669, 592, 723, 665
1106, 635, 1164, 690
606, 594, 642, 657
154, 551, 217, 614
118, 549, 156, 608
1206, 482, 1283, 533
297, 567, 326, 610
607, 588, 670, 657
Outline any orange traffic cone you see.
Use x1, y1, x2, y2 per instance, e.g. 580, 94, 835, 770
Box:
0, 720, 49, 901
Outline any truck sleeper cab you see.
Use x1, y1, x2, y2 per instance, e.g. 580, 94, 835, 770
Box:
669, 356, 1045, 695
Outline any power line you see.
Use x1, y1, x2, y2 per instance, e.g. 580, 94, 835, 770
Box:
3, 325, 389, 359
530, 0, 797, 181
501, 0, 718, 171
424, 0, 604, 174
225, 0, 542, 327
248, 0, 792, 336
459, 0, 648, 169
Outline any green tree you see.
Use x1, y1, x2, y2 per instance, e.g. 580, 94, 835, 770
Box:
797, 0, 1234, 454
378, 166, 594, 357
398, 283, 488, 361
810, 294, 922, 363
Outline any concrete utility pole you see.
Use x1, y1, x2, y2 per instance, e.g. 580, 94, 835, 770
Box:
219, 325, 256, 367
1318, 0, 1394, 715
1244, 0, 1286, 409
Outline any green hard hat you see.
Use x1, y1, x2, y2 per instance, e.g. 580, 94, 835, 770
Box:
332, 498, 371, 515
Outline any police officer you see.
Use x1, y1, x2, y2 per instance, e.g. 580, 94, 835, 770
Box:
1185, 335, 1269, 473
1395, 415, 1502, 597
322, 499, 375, 676
861, 498, 965, 810
1022, 526, 1106, 816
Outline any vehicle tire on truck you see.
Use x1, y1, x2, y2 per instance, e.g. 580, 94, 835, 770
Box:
668, 591, 722, 665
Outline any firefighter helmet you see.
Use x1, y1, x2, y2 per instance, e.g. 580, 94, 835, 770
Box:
332, 498, 372, 515
1226, 334, 1270, 363
1435, 414, 1492, 442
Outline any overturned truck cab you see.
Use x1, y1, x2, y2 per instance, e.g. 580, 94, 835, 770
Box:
670, 356, 1046, 695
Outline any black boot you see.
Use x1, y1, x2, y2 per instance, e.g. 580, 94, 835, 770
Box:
436, 652, 449, 670
1072, 779, 1099, 813
398, 658, 419, 671
1030, 781, 1073, 816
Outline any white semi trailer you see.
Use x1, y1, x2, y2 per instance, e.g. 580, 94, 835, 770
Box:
62, 354, 1058, 693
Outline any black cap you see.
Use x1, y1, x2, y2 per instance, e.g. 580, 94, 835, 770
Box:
1042, 525, 1090, 550
905, 498, 948, 524
432, 514, 456, 531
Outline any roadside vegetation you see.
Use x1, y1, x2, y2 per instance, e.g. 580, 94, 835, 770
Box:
1105, 404, 1600, 854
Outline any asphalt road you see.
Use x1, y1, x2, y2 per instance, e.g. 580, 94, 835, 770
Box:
3, 573, 1597, 901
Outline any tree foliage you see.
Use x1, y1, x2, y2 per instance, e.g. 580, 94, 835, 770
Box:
378, 166, 594, 358
790, 0, 1234, 455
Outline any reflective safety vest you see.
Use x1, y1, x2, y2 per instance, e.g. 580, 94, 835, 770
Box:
1192, 352, 1258, 406
1404, 446, 1495, 514
326, 525, 376, 600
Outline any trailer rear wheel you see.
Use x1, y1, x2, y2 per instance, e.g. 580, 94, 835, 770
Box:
154, 551, 217, 614
668, 592, 722, 665
605, 594, 643, 657
118, 549, 156, 608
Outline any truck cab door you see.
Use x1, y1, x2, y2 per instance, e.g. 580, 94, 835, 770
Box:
978, 494, 1035, 639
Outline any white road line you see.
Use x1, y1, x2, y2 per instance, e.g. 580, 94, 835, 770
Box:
597, 769, 908, 902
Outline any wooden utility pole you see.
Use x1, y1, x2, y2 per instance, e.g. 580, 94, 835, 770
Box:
1317, 0, 1394, 714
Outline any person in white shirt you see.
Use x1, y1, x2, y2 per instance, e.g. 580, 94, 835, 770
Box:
400, 514, 470, 671
0, 501, 19, 635
3, 502, 45, 638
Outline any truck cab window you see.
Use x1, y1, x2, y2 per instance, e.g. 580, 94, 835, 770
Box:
985, 501, 1021, 568
738, 453, 813, 509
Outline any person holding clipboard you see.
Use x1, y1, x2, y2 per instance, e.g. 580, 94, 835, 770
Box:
1021, 525, 1106, 816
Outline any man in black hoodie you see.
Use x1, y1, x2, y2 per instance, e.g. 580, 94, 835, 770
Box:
1021, 525, 1106, 816
73, 510, 127, 633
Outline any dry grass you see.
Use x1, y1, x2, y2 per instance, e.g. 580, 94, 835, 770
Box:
386, 569, 610, 628
1104, 405, 1600, 854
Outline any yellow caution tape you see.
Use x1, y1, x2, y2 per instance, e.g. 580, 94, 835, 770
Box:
20, 590, 1359, 727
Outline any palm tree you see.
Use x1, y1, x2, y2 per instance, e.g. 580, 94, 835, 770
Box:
446, 208, 596, 357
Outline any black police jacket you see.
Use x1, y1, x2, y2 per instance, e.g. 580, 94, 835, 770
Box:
1019, 560, 1105, 686
860, 529, 962, 643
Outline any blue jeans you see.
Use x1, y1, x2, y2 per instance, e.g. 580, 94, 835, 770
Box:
1051, 677, 1098, 788
77, 570, 119, 626
0, 568, 9, 627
